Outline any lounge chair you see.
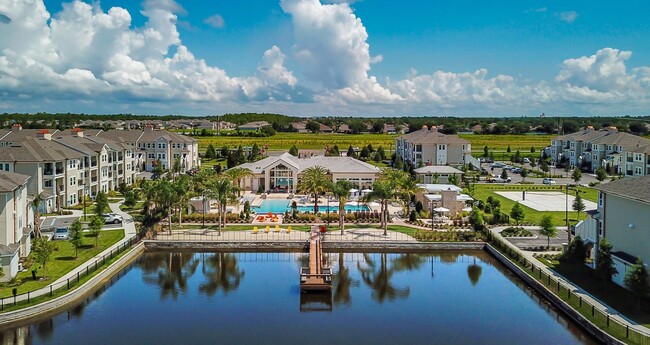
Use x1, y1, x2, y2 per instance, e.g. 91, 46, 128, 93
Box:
274, 225, 280, 233
265, 226, 270, 233
287, 226, 292, 233
253, 226, 259, 234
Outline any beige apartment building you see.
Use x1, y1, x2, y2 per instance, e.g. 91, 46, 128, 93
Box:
0, 171, 32, 280
395, 125, 474, 167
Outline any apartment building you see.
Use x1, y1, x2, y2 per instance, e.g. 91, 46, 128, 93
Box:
575, 176, 650, 287
395, 125, 474, 168
0, 171, 32, 280
549, 127, 650, 176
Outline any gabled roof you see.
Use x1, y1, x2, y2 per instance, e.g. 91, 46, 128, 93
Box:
0, 128, 60, 143
0, 138, 85, 162
398, 128, 469, 145
238, 152, 381, 174
596, 175, 650, 204
0, 170, 30, 193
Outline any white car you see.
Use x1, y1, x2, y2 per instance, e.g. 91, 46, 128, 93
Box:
102, 213, 123, 224
53, 227, 69, 240
542, 178, 556, 185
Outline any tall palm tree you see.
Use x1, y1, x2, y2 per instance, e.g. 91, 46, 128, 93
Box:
31, 193, 43, 238
224, 167, 253, 196
174, 175, 193, 226
140, 252, 199, 300
357, 253, 410, 303
330, 180, 354, 234
153, 179, 179, 234
209, 178, 239, 233
397, 176, 421, 217
362, 180, 395, 235
297, 166, 331, 214
333, 252, 358, 306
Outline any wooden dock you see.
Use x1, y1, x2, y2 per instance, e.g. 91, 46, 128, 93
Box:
300, 226, 332, 292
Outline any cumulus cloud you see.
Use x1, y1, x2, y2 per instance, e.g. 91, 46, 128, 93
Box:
203, 14, 225, 28
280, 0, 400, 103
557, 11, 578, 23
0, 0, 297, 107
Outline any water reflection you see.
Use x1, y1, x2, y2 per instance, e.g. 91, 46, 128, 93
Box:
0, 251, 597, 345
199, 253, 245, 296
139, 252, 199, 300
357, 253, 410, 303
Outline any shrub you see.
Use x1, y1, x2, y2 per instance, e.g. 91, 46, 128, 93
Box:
500, 226, 533, 237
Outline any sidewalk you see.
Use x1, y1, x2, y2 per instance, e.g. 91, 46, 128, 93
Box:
489, 226, 650, 335
11, 201, 137, 303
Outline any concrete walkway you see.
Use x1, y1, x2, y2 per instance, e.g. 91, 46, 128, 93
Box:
489, 226, 650, 335
8, 201, 137, 304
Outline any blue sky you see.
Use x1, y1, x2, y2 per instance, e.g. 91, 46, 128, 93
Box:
2, 0, 650, 116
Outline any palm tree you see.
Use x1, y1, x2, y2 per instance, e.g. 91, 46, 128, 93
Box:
153, 180, 179, 235
297, 166, 331, 214
31, 193, 44, 238
333, 252, 358, 306
140, 252, 199, 300
209, 178, 239, 233
362, 180, 395, 235
330, 180, 354, 234
224, 167, 253, 196
174, 175, 193, 226
397, 176, 421, 217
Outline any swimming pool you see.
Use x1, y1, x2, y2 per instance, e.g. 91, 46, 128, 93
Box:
252, 199, 370, 213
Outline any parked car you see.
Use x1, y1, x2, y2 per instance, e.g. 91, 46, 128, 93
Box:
53, 227, 69, 240
511, 168, 522, 174
490, 162, 505, 168
491, 177, 512, 183
523, 158, 531, 164
102, 213, 123, 224
542, 178, 557, 185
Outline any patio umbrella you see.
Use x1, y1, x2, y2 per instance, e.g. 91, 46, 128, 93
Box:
434, 207, 450, 213
349, 188, 359, 193
462, 206, 473, 212
361, 189, 373, 193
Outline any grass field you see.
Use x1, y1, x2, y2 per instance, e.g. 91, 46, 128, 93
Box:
1, 230, 125, 297
193, 133, 554, 156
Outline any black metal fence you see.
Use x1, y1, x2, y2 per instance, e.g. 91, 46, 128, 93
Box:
0, 236, 139, 312
487, 231, 650, 345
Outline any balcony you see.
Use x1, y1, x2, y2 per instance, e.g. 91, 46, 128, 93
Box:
118, 170, 124, 175
55, 168, 64, 175
91, 177, 98, 183
44, 170, 53, 176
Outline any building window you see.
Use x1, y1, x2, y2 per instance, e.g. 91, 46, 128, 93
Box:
0, 163, 9, 171
635, 166, 643, 175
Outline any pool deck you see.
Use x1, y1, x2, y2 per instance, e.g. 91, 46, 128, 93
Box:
242, 192, 385, 214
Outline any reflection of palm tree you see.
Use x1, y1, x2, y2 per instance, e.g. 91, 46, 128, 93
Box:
467, 257, 483, 286
140, 252, 199, 300
333, 253, 358, 306
358, 253, 409, 303
391, 254, 426, 272
199, 253, 245, 296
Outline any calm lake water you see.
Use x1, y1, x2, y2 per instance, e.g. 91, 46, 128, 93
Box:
0, 250, 597, 345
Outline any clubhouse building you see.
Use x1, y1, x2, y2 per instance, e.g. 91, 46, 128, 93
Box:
236, 153, 381, 193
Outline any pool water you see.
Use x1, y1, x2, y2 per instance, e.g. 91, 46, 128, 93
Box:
0, 251, 596, 345
252, 199, 370, 213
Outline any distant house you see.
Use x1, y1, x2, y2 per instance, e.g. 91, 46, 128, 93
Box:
337, 124, 351, 134
238, 121, 270, 132
292, 121, 309, 133
319, 124, 333, 133
395, 125, 475, 168
576, 175, 650, 288
383, 124, 396, 134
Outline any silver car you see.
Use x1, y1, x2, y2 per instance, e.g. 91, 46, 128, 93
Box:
53, 227, 69, 240
102, 213, 123, 224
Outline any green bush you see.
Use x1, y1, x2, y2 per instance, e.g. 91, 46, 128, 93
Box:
500, 226, 533, 237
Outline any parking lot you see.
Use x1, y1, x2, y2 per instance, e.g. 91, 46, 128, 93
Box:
479, 162, 602, 186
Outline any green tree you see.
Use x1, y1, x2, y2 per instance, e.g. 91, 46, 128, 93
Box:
500, 169, 508, 180
572, 194, 585, 220
520, 168, 528, 182
68, 219, 84, 258
306, 120, 320, 133
204, 143, 216, 159
89, 215, 104, 247
565, 235, 587, 263
289, 144, 299, 157
347, 145, 356, 158
539, 215, 557, 249
331, 180, 355, 233
572, 169, 582, 184
376, 146, 386, 160
124, 190, 136, 208
468, 207, 484, 231
483, 145, 489, 157
595, 167, 607, 182
209, 177, 239, 232
530, 146, 536, 153
360, 145, 370, 159
506, 145, 511, 153
95, 191, 108, 216
33, 237, 54, 279
297, 166, 331, 214
250, 143, 260, 161
624, 259, 650, 310
220, 145, 229, 158
224, 167, 253, 196
596, 238, 617, 284
510, 202, 525, 226
362, 179, 396, 234
540, 159, 549, 177
448, 174, 459, 186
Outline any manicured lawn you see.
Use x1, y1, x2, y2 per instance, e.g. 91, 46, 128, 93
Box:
196, 133, 398, 151
1, 230, 125, 297
460, 134, 553, 155
545, 259, 650, 327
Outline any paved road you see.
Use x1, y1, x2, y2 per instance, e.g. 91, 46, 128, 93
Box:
479, 162, 604, 186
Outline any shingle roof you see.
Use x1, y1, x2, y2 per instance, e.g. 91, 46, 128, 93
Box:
0, 129, 60, 142
398, 128, 469, 145
0, 170, 30, 193
0, 138, 85, 162
414, 166, 465, 174
596, 176, 650, 204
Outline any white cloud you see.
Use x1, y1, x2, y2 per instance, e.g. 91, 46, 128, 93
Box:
0, 0, 297, 107
557, 11, 578, 23
280, 0, 399, 103
203, 14, 224, 28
